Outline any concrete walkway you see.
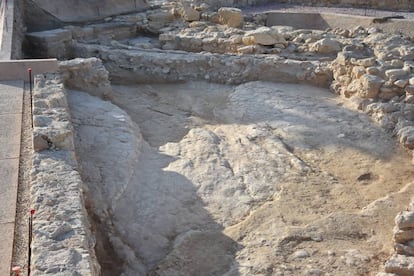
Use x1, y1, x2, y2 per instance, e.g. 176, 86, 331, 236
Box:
0, 80, 23, 276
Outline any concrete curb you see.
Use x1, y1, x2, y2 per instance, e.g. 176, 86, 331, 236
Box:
0, 59, 58, 81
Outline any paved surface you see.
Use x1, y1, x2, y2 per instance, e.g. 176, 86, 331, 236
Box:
0, 0, 14, 60
0, 80, 23, 276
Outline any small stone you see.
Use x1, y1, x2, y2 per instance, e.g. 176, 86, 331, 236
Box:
356, 57, 377, 67
406, 85, 414, 95
395, 211, 414, 229
357, 172, 372, 181
32, 133, 50, 152
359, 74, 384, 98
181, 3, 200, 22
366, 66, 381, 75
51, 222, 73, 240
386, 69, 408, 80
390, 59, 405, 68
352, 66, 366, 79
385, 254, 414, 275
306, 269, 323, 276
398, 127, 414, 149
405, 95, 414, 104
343, 249, 371, 266
395, 79, 408, 88
395, 242, 414, 256
292, 249, 310, 259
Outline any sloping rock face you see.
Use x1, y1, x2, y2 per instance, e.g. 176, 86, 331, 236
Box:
68, 81, 414, 275
30, 0, 149, 22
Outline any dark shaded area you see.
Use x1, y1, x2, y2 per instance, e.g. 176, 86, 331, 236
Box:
24, 0, 63, 32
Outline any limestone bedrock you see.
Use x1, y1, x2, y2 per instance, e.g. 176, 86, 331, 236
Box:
68, 81, 414, 275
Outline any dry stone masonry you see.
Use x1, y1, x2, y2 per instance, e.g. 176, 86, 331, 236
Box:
31, 73, 100, 275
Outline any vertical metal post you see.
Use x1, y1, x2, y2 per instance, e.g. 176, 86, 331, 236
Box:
28, 210, 34, 276
28, 68, 33, 128
27, 216, 31, 276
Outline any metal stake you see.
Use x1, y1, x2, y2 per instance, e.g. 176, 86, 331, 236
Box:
28, 68, 33, 128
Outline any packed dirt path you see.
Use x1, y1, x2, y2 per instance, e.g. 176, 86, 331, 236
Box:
0, 80, 23, 276
69, 81, 414, 275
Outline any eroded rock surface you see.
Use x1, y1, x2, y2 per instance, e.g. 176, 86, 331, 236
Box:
68, 82, 414, 275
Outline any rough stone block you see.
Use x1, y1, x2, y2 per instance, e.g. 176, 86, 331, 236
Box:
385, 254, 414, 275
394, 227, 414, 243
310, 38, 341, 54
358, 74, 384, 98
218, 7, 243, 28
396, 211, 414, 229
244, 27, 286, 46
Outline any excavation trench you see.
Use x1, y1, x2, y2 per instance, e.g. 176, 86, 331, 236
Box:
68, 81, 414, 275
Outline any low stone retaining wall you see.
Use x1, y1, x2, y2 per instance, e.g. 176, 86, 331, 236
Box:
30, 72, 100, 275
73, 43, 332, 86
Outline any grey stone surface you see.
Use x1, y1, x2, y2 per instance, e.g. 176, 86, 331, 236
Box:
0, 80, 23, 276
30, 0, 149, 22
0, 222, 15, 276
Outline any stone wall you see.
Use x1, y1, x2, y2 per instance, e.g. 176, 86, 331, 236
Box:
73, 43, 332, 87
30, 73, 100, 275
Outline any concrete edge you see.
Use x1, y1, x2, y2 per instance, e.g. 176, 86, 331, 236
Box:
0, 59, 58, 81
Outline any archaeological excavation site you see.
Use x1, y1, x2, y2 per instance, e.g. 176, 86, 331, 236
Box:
5, 0, 414, 275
